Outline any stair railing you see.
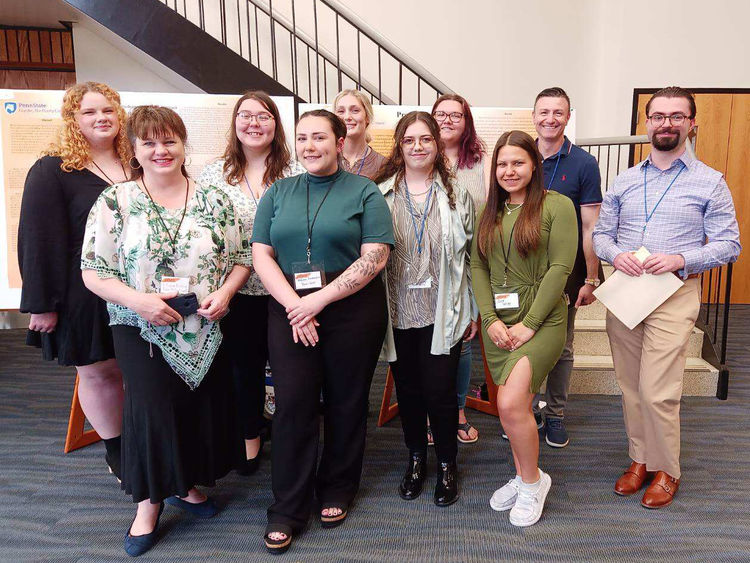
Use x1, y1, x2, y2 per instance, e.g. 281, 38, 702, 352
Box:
158, 0, 453, 105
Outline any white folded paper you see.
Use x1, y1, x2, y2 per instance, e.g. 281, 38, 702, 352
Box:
593, 247, 684, 330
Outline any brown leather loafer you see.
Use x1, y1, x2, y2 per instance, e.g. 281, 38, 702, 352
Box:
641, 471, 679, 508
614, 462, 653, 496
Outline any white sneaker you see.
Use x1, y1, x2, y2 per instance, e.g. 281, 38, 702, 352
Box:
490, 476, 521, 511
509, 469, 551, 527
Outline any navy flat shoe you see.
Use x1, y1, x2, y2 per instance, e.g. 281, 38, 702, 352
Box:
124, 502, 164, 557
164, 495, 218, 518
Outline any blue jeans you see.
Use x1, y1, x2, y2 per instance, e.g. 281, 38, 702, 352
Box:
456, 340, 472, 410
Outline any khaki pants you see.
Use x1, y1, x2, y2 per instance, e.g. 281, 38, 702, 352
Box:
605, 278, 701, 478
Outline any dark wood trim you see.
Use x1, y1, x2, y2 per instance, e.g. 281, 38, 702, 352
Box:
0, 62, 76, 72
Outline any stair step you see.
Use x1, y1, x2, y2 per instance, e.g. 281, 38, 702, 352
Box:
572, 319, 703, 357
564, 356, 718, 396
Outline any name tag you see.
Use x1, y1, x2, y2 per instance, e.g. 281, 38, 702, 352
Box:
161, 276, 190, 294
494, 292, 519, 310
294, 271, 323, 290
408, 276, 432, 290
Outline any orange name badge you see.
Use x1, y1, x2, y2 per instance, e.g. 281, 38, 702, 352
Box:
293, 271, 323, 290
160, 276, 190, 294
494, 292, 519, 310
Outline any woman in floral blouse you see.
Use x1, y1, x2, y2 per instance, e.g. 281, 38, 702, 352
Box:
82, 106, 250, 557
198, 90, 303, 475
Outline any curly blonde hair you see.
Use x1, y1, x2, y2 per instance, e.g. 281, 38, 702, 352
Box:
44, 82, 130, 172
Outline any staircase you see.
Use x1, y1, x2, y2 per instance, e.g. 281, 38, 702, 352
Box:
566, 264, 718, 396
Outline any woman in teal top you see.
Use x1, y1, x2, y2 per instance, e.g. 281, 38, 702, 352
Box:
471, 131, 576, 528
252, 109, 393, 554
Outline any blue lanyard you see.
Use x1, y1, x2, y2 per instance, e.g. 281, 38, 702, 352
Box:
243, 174, 268, 207
642, 162, 686, 232
355, 146, 369, 176
545, 144, 564, 190
403, 182, 435, 255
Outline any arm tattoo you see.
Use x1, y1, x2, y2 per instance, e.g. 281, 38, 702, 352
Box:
332, 245, 388, 292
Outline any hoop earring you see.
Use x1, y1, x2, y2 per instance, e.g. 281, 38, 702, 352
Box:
129, 157, 142, 170
184, 156, 192, 167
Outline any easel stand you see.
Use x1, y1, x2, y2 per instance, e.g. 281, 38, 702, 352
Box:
377, 321, 499, 426
64, 373, 101, 453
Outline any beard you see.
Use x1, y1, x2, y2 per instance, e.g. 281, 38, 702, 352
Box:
651, 129, 681, 151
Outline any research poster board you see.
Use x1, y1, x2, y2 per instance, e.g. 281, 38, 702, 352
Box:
299, 103, 577, 160
0, 90, 295, 309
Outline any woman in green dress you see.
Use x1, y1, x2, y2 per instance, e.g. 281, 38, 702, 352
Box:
471, 130, 576, 527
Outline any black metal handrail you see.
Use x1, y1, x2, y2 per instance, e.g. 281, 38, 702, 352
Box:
577, 135, 734, 400
158, 0, 452, 105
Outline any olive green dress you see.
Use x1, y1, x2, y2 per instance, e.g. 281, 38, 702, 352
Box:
471, 191, 577, 392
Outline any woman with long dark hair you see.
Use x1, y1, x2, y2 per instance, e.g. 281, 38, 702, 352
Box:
252, 109, 393, 554
471, 130, 576, 527
199, 91, 303, 475
374, 111, 476, 507
18, 81, 129, 479
431, 93, 485, 444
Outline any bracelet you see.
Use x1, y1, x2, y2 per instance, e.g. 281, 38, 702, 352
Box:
584, 278, 601, 287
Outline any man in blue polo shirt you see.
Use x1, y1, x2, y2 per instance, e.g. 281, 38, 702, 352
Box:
533, 87, 602, 448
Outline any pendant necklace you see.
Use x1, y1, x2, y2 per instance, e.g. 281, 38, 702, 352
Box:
504, 201, 524, 215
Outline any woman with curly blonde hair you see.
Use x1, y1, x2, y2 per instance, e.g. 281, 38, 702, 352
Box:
18, 81, 130, 480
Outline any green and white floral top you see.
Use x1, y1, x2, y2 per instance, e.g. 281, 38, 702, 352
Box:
81, 180, 251, 389
198, 158, 305, 295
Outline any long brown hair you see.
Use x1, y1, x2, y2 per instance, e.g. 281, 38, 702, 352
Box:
127, 105, 189, 180
477, 130, 546, 261
44, 81, 130, 172
372, 111, 455, 208
222, 91, 291, 187
431, 93, 485, 170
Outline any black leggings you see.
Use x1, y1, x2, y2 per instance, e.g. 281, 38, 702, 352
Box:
266, 276, 388, 531
220, 293, 269, 441
390, 325, 461, 463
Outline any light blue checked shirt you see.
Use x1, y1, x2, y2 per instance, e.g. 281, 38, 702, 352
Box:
593, 150, 740, 278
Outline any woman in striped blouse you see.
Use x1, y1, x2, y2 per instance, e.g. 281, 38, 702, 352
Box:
374, 111, 476, 507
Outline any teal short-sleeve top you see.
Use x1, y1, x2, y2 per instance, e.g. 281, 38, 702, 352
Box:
251, 168, 394, 273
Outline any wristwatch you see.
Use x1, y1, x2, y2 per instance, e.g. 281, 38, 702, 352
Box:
584, 278, 601, 287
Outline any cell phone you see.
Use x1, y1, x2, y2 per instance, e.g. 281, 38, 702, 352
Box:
164, 293, 199, 317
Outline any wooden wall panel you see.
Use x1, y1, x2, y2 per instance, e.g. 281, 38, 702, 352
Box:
0, 69, 75, 90
724, 94, 750, 304
693, 94, 732, 173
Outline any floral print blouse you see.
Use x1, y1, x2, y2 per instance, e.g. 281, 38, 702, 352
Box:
197, 158, 305, 296
81, 180, 251, 389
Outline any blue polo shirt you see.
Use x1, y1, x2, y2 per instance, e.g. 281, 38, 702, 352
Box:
540, 136, 602, 304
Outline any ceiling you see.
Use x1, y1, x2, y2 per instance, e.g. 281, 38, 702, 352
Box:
0, 0, 80, 29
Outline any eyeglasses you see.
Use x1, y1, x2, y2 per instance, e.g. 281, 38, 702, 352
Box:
237, 111, 274, 123
647, 113, 689, 126
432, 110, 464, 123
400, 135, 435, 148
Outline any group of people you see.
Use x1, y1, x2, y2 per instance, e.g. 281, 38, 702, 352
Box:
17, 81, 740, 556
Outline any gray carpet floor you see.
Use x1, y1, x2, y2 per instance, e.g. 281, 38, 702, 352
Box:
1, 307, 749, 562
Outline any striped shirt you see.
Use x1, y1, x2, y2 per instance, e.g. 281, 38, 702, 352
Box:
593, 150, 740, 277
453, 158, 486, 212
386, 186, 442, 329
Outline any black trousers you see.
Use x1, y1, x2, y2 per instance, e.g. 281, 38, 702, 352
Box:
390, 325, 461, 463
221, 293, 269, 441
266, 276, 387, 531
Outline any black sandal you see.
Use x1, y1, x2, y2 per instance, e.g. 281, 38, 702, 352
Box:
320, 502, 348, 529
264, 523, 293, 554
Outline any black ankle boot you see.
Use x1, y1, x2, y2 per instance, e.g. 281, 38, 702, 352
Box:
434, 461, 459, 506
399, 451, 426, 500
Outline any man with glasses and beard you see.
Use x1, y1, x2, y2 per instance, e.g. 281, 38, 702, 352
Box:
593, 86, 740, 509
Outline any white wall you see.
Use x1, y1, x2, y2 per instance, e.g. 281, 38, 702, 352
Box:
338, 0, 750, 138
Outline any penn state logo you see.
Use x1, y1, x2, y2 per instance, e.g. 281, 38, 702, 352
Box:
4, 102, 18, 115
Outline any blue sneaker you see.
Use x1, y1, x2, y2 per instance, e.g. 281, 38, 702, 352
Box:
545, 417, 570, 448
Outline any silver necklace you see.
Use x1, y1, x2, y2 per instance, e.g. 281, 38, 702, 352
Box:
504, 201, 524, 215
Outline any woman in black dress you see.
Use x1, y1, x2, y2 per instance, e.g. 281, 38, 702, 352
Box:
17, 82, 130, 477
